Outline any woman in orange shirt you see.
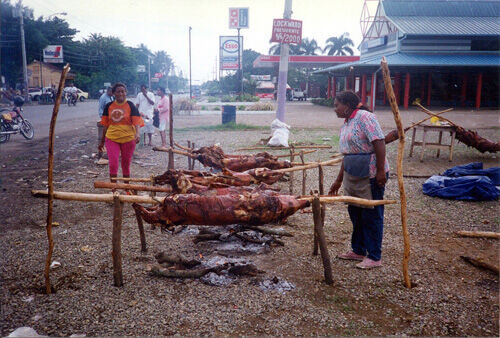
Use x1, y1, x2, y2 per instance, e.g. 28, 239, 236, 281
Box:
98, 83, 144, 181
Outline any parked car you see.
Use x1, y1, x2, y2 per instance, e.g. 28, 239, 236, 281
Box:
28, 88, 42, 101
63, 87, 89, 102
292, 88, 307, 101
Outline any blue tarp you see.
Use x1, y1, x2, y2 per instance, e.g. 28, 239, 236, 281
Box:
423, 163, 500, 201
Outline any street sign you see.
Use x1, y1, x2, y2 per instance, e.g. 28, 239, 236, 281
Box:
219, 36, 243, 70
137, 65, 146, 72
151, 78, 159, 83
154, 72, 163, 78
104, 82, 111, 87
43, 45, 64, 63
229, 8, 249, 29
271, 19, 302, 45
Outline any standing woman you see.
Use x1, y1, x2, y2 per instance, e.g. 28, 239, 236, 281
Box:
98, 83, 144, 182
329, 91, 390, 269
155, 87, 170, 148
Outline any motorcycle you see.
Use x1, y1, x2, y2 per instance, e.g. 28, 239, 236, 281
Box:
66, 91, 77, 106
0, 96, 35, 143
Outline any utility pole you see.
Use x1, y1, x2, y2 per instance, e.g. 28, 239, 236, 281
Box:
17, 1, 29, 100
189, 26, 192, 99
147, 55, 151, 89
276, 0, 292, 122
237, 28, 243, 95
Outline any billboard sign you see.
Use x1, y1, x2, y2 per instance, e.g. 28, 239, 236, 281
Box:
229, 7, 249, 29
219, 36, 243, 70
43, 45, 64, 63
137, 65, 146, 72
271, 19, 302, 45
250, 75, 271, 81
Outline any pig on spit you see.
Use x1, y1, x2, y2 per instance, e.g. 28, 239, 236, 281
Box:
192, 145, 292, 172
132, 192, 309, 227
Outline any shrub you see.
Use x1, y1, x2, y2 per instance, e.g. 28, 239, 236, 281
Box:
246, 102, 274, 111
237, 105, 246, 111
173, 98, 199, 113
200, 105, 207, 110
213, 106, 221, 110
207, 97, 217, 103
311, 98, 334, 107
221, 95, 236, 102
236, 93, 260, 102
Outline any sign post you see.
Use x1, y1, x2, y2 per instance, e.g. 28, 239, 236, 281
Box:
272, 0, 300, 122
229, 8, 249, 95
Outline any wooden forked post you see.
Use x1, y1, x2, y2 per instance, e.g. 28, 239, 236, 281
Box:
187, 141, 192, 169
112, 193, 124, 287
289, 146, 295, 194
299, 151, 306, 196
381, 57, 411, 288
168, 93, 174, 169
45, 63, 70, 295
312, 194, 333, 285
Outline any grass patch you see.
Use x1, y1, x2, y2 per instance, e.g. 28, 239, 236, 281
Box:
175, 122, 268, 132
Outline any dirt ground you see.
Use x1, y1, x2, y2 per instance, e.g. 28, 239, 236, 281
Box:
0, 102, 499, 336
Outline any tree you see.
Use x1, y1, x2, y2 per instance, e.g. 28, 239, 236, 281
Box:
268, 43, 302, 56
298, 38, 321, 55
323, 33, 355, 56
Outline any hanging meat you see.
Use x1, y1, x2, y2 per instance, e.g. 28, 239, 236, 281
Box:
192, 145, 292, 171
154, 168, 284, 190
132, 192, 309, 227
453, 126, 500, 153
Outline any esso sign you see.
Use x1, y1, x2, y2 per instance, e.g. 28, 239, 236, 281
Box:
223, 40, 239, 53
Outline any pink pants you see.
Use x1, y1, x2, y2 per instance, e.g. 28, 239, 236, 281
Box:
104, 138, 136, 176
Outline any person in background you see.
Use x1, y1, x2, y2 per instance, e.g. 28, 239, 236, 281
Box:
135, 84, 155, 146
97, 86, 114, 152
98, 83, 144, 184
328, 90, 389, 269
155, 87, 170, 148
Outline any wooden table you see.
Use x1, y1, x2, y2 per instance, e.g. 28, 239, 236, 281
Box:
409, 124, 456, 162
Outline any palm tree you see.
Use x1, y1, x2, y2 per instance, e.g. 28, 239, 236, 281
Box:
268, 43, 302, 56
323, 32, 354, 56
298, 38, 321, 55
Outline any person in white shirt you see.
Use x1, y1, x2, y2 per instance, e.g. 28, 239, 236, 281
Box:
135, 84, 156, 146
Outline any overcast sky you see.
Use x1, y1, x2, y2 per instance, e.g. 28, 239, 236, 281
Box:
24, 0, 371, 83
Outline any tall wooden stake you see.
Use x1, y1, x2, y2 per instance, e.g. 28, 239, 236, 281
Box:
299, 151, 306, 195
381, 57, 411, 288
187, 140, 192, 169
134, 208, 147, 253
112, 193, 124, 286
168, 93, 174, 169
312, 195, 333, 285
45, 63, 70, 295
289, 147, 295, 194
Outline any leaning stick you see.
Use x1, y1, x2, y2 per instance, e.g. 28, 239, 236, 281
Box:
413, 101, 458, 127
33, 190, 165, 204
45, 63, 70, 295
236, 145, 332, 151
407, 108, 453, 129
381, 56, 411, 288
312, 195, 333, 285
94, 181, 172, 193
175, 141, 191, 151
274, 158, 343, 173
298, 195, 397, 206
276, 149, 317, 158
456, 231, 500, 239
460, 256, 499, 274
153, 146, 197, 158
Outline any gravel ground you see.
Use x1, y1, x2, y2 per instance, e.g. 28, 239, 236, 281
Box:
0, 106, 498, 336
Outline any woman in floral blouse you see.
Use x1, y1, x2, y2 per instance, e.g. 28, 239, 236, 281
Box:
329, 91, 389, 269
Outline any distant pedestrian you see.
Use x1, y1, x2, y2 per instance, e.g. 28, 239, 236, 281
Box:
97, 86, 114, 149
135, 84, 155, 146
98, 82, 144, 183
155, 87, 170, 147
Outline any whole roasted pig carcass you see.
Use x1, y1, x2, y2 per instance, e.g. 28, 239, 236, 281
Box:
192, 145, 292, 171
132, 192, 309, 226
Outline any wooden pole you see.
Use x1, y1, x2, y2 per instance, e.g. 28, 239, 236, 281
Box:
460, 256, 499, 274
94, 181, 172, 193
273, 158, 343, 174
289, 148, 295, 194
236, 145, 332, 151
33, 190, 165, 204
475, 73, 483, 110
381, 57, 411, 288
187, 140, 192, 169
45, 63, 70, 295
134, 208, 147, 252
318, 165, 326, 227
312, 195, 333, 285
299, 151, 306, 196
299, 195, 397, 206
456, 231, 500, 239
404, 72, 410, 110
112, 193, 124, 286
191, 142, 195, 169
168, 93, 174, 169
277, 149, 316, 158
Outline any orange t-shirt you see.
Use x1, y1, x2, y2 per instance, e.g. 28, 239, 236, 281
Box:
100, 100, 144, 143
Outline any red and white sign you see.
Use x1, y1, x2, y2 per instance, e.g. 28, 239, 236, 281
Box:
229, 8, 239, 28
219, 36, 243, 70
154, 72, 163, 78
43, 45, 64, 63
271, 19, 302, 45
